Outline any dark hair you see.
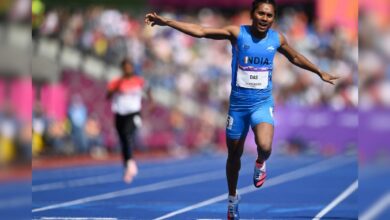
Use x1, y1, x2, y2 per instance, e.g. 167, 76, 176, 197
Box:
120, 58, 133, 68
251, 0, 277, 16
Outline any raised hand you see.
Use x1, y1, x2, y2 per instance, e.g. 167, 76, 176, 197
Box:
320, 71, 340, 85
144, 12, 167, 27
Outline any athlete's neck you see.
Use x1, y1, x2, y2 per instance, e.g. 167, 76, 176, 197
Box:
250, 27, 267, 39
122, 74, 134, 79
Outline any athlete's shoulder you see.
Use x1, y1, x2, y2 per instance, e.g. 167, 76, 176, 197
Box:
107, 77, 121, 90
239, 25, 251, 32
108, 77, 121, 85
223, 25, 241, 38
233, 25, 252, 41
269, 29, 286, 46
133, 75, 145, 86
268, 28, 280, 37
133, 75, 144, 80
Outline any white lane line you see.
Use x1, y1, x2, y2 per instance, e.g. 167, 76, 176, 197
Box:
32, 155, 225, 181
32, 163, 253, 213
32, 173, 120, 192
360, 192, 390, 220
33, 154, 226, 181
312, 180, 358, 219
32, 156, 228, 192
153, 155, 355, 220
32, 155, 311, 192
32, 155, 302, 181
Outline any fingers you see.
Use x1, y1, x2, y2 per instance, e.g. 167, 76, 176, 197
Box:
326, 78, 335, 84
328, 75, 339, 80
332, 76, 340, 80
326, 78, 337, 85
144, 12, 156, 25
322, 73, 340, 85
329, 75, 340, 85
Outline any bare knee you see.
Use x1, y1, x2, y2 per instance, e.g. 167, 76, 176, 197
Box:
252, 123, 274, 162
227, 140, 244, 163
227, 146, 243, 162
256, 142, 272, 161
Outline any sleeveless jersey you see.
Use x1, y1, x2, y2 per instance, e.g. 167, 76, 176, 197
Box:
108, 76, 145, 115
230, 26, 280, 110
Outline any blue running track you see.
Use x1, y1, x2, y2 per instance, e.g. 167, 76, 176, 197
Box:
31, 152, 359, 220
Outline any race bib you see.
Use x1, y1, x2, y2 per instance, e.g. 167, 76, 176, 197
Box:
237, 67, 269, 89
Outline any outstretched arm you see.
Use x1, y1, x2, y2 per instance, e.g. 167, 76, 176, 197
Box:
145, 12, 239, 41
277, 33, 339, 85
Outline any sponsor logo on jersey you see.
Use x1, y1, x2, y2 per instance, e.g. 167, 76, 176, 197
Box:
266, 46, 275, 51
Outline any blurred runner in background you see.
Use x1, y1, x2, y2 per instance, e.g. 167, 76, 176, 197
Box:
107, 58, 149, 184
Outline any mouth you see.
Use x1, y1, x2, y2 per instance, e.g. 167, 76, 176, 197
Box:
257, 22, 268, 31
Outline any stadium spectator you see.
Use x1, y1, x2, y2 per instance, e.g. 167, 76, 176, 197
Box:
84, 114, 106, 158
32, 103, 49, 156
68, 95, 88, 154
0, 104, 19, 165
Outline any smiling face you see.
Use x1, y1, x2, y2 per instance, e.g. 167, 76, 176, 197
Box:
251, 3, 275, 35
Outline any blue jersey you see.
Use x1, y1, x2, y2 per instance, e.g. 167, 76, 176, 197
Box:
230, 26, 280, 111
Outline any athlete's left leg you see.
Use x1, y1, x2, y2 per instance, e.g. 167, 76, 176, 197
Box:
250, 98, 275, 187
252, 122, 273, 188
252, 123, 274, 163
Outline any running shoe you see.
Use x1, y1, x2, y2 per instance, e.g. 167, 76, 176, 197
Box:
227, 193, 240, 220
253, 161, 266, 188
123, 159, 138, 184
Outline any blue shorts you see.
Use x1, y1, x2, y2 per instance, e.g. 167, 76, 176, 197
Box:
226, 100, 274, 140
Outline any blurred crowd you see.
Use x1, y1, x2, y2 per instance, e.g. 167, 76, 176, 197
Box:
359, 1, 390, 163
33, 4, 358, 109
0, 101, 31, 166
29, 2, 359, 158
359, 2, 390, 218
32, 97, 106, 158
359, 6, 390, 109
0, 0, 31, 167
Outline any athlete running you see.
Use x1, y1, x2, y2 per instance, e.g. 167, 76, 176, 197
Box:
107, 58, 146, 184
145, 0, 339, 218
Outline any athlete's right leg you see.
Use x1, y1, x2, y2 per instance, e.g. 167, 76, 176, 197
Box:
225, 110, 249, 220
226, 138, 245, 196
115, 114, 138, 183
225, 110, 249, 196
115, 114, 131, 166
226, 137, 245, 220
